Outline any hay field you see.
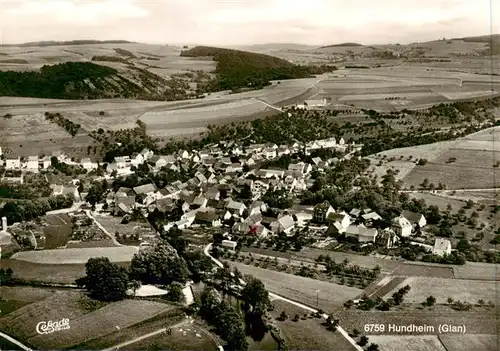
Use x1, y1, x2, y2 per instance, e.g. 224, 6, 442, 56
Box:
0, 290, 91, 341
402, 127, 500, 189
228, 261, 363, 312
403, 148, 500, 189
11, 246, 139, 264
439, 334, 498, 351
384, 277, 499, 304
367, 335, 447, 351
28, 299, 173, 349
271, 300, 358, 351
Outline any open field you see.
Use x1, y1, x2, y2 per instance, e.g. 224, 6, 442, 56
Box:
11, 246, 139, 264
337, 309, 498, 335
0, 290, 91, 341
367, 335, 447, 351
124, 320, 219, 351
74, 308, 186, 349
271, 300, 357, 351
401, 127, 500, 189
0, 286, 58, 316
27, 299, 174, 349
243, 247, 457, 278
439, 334, 498, 351
227, 261, 362, 312
0, 258, 130, 284
385, 277, 499, 304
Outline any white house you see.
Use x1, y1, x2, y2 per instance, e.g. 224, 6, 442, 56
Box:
392, 216, 413, 237
327, 212, 351, 233
40, 156, 52, 169
271, 215, 295, 236
130, 153, 144, 166
177, 149, 190, 159
140, 148, 154, 161
5, 158, 21, 170
433, 238, 452, 256
81, 158, 98, 171
26, 156, 39, 172
226, 200, 247, 216
221, 240, 238, 251
114, 156, 129, 169
402, 210, 427, 228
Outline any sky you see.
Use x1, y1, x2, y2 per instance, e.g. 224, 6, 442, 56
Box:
0, 0, 497, 46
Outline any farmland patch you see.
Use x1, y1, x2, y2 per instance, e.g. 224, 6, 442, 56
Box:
227, 261, 362, 312
367, 335, 447, 351
439, 334, 497, 351
27, 299, 173, 349
384, 277, 499, 304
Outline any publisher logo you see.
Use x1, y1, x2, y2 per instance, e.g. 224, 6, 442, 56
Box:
36, 318, 71, 335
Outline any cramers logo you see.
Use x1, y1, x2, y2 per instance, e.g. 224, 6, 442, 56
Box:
36, 318, 70, 335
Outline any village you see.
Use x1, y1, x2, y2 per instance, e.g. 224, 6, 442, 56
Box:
0, 132, 451, 262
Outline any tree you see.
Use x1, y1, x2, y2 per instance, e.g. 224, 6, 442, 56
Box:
279, 311, 288, 321
130, 243, 189, 285
166, 282, 185, 303
358, 336, 369, 346
367, 344, 380, 351
239, 184, 252, 200
76, 257, 129, 301
447, 297, 454, 304
425, 295, 436, 307
161, 225, 188, 255
241, 276, 271, 316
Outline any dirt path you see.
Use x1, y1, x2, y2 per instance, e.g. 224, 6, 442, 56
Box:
102, 319, 189, 351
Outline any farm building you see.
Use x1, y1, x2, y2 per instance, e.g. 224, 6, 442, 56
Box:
402, 210, 427, 228
222, 239, 238, 251
313, 201, 335, 224
345, 225, 378, 243
5, 158, 21, 170
433, 238, 452, 256
270, 215, 295, 236
392, 215, 413, 237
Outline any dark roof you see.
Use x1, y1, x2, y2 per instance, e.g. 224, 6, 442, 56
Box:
402, 210, 423, 223
207, 199, 226, 209
195, 211, 219, 222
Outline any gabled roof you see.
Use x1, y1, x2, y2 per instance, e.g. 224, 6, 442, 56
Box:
133, 183, 157, 195
349, 208, 361, 217
195, 210, 219, 222
433, 238, 451, 251
361, 212, 381, 220
402, 210, 424, 223
275, 215, 294, 230
226, 200, 246, 211
207, 199, 226, 209
392, 215, 412, 227
345, 225, 377, 237
327, 212, 348, 222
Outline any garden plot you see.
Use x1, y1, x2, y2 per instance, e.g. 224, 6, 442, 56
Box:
384, 277, 499, 304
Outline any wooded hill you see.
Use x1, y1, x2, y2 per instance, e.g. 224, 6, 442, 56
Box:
181, 46, 336, 91
0, 62, 190, 100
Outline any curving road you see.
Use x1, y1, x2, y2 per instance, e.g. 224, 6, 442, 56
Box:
0, 331, 32, 351
203, 243, 363, 351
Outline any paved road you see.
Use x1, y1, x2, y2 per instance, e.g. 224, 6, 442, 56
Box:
0, 331, 32, 351
84, 210, 123, 247
203, 243, 364, 351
